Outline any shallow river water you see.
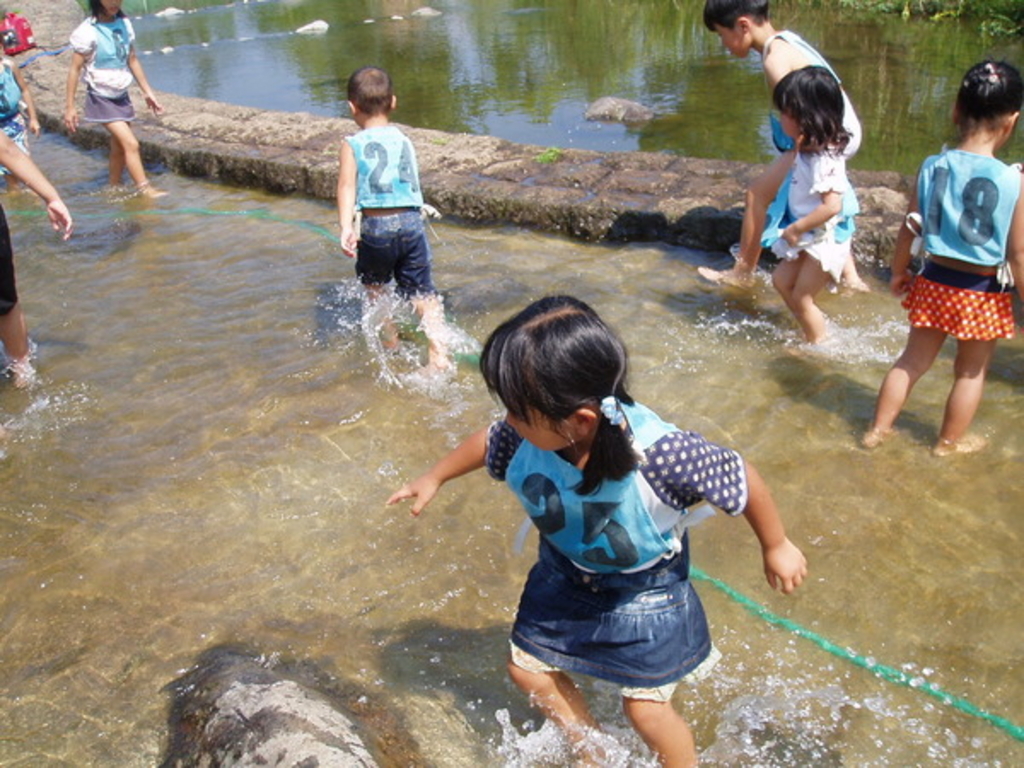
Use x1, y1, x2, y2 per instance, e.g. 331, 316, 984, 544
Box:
0, 133, 1021, 765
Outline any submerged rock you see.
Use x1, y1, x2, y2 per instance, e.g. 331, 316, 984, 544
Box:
585, 96, 655, 123
411, 7, 443, 17
159, 646, 425, 767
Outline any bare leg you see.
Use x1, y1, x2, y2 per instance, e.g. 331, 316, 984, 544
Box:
411, 293, 450, 370
622, 697, 696, 768
0, 303, 33, 387
106, 121, 165, 197
108, 131, 126, 186
363, 284, 399, 350
699, 152, 795, 286
841, 252, 869, 292
933, 338, 997, 454
862, 326, 946, 447
507, 658, 603, 763
772, 254, 832, 344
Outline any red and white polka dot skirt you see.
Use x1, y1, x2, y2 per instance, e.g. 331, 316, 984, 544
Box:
902, 276, 1015, 340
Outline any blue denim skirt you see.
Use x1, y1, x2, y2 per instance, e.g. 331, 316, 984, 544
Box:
510, 537, 713, 688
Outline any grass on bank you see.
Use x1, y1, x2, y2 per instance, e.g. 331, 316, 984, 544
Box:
838, 0, 1023, 35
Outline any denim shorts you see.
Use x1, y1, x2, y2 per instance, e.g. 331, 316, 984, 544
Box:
510, 537, 713, 688
356, 211, 437, 300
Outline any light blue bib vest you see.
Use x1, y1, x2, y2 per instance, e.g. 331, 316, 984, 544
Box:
92, 17, 132, 71
0, 63, 21, 121
505, 402, 678, 573
346, 125, 424, 210
917, 149, 1021, 268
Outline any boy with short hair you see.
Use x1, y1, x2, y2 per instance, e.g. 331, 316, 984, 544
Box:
337, 66, 450, 371
699, 0, 867, 291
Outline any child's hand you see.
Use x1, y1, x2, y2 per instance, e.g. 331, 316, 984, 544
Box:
889, 270, 914, 297
145, 94, 164, 116
387, 474, 441, 516
46, 198, 73, 241
28, 118, 40, 137
340, 228, 358, 258
63, 107, 79, 134
762, 537, 807, 594
780, 224, 803, 247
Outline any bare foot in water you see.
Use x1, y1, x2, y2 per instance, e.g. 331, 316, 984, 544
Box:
932, 434, 988, 457
861, 427, 893, 449
9, 358, 36, 389
697, 266, 757, 287
842, 276, 871, 293
137, 182, 168, 199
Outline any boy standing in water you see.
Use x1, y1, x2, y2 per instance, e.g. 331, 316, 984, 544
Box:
337, 66, 450, 372
699, 0, 867, 291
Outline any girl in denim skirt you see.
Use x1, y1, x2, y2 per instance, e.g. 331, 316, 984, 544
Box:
389, 295, 807, 766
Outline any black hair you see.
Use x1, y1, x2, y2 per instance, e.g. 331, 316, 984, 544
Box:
955, 60, 1023, 136
703, 0, 769, 31
346, 66, 394, 117
480, 296, 637, 495
89, 0, 124, 18
773, 66, 850, 155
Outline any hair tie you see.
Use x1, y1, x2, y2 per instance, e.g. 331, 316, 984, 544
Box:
600, 396, 625, 426
984, 62, 1000, 84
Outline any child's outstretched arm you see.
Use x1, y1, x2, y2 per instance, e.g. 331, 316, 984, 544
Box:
740, 460, 807, 594
0, 133, 72, 238
387, 427, 489, 516
337, 141, 359, 257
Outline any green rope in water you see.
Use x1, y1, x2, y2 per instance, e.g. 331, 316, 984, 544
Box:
690, 566, 1024, 743
11, 204, 1021, 741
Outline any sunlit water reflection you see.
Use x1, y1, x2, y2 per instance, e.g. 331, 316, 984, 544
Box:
0, 134, 1021, 765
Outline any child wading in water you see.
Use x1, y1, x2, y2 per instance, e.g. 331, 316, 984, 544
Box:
700, 0, 866, 292
388, 296, 807, 767
337, 66, 450, 372
65, 0, 166, 197
864, 61, 1024, 456
769, 66, 856, 344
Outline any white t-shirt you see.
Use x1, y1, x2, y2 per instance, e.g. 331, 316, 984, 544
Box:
69, 16, 136, 99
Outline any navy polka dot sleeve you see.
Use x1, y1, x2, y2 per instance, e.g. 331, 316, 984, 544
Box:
485, 420, 521, 481
640, 431, 749, 515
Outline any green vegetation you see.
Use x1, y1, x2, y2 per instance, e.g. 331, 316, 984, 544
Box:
837, 0, 1023, 36
535, 148, 564, 164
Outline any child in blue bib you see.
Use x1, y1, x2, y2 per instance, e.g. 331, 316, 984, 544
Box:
389, 295, 807, 766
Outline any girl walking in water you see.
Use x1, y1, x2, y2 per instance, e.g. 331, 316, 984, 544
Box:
768, 66, 857, 345
863, 61, 1024, 455
65, 0, 166, 197
389, 295, 806, 767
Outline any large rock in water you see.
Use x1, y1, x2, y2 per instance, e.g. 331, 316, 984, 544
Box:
585, 96, 655, 123
160, 646, 426, 767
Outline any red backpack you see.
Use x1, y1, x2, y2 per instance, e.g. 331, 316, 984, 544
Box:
0, 13, 35, 56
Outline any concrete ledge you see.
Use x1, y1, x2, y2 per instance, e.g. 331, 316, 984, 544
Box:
18, 0, 910, 261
